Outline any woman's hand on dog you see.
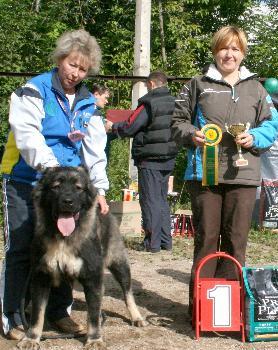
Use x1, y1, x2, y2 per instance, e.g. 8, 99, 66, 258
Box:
98, 195, 110, 215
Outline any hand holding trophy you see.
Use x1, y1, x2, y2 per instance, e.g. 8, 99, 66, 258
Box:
225, 122, 250, 167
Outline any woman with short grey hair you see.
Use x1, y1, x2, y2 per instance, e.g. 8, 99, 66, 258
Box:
0, 29, 109, 340
52, 29, 102, 73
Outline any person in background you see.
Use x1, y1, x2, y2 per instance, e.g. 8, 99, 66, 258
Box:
91, 83, 116, 160
0, 29, 109, 340
106, 71, 178, 253
259, 137, 278, 232
171, 26, 278, 321
257, 85, 278, 232
260, 82, 278, 185
92, 83, 110, 111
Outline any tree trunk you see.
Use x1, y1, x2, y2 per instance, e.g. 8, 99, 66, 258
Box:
131, 0, 152, 188
34, 0, 40, 13
158, 0, 167, 67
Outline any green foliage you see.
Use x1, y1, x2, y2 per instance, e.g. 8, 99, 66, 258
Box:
172, 148, 191, 207
150, 0, 256, 75
106, 138, 130, 201
247, 228, 278, 264
0, 0, 277, 205
243, 5, 278, 77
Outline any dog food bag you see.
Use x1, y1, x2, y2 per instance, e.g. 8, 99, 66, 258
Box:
243, 267, 278, 342
259, 179, 278, 230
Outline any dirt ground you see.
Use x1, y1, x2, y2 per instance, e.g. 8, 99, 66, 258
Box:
1, 243, 278, 350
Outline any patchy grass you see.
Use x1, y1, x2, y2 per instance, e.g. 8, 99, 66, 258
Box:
124, 227, 278, 267
124, 234, 194, 260
246, 228, 278, 265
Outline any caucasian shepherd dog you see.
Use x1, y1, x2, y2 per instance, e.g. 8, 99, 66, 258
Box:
17, 166, 146, 350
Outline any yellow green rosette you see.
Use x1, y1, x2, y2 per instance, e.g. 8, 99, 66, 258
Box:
201, 124, 222, 186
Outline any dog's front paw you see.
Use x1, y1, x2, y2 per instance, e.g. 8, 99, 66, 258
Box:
84, 338, 106, 350
132, 318, 148, 327
16, 338, 40, 350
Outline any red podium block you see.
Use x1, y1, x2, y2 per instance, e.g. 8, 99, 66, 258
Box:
200, 279, 241, 331
194, 252, 245, 342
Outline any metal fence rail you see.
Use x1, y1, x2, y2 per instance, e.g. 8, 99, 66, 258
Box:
0, 71, 192, 83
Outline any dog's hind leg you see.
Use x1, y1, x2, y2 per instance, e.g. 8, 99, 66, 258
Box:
108, 260, 147, 327
16, 271, 51, 350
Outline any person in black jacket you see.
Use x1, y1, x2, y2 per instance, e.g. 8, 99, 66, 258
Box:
106, 71, 178, 253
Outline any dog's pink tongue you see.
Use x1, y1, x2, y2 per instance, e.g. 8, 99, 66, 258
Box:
57, 216, 75, 236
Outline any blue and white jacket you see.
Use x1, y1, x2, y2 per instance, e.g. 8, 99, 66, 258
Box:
1, 69, 108, 194
172, 64, 278, 186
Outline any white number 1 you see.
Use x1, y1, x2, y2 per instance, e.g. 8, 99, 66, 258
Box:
207, 285, 231, 327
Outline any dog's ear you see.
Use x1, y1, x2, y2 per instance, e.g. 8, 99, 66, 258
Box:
32, 166, 59, 202
36, 165, 59, 177
76, 165, 89, 176
41, 167, 58, 176
76, 166, 98, 201
32, 178, 44, 203
37, 166, 60, 183
88, 182, 98, 196
84, 177, 98, 209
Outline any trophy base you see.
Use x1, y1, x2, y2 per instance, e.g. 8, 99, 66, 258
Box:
235, 159, 248, 167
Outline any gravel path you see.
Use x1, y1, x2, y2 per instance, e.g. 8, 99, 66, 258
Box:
1, 245, 278, 350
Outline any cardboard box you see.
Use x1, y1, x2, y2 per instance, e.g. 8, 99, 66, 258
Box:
109, 201, 142, 236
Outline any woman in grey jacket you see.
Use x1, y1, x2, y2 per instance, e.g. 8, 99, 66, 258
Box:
171, 25, 278, 321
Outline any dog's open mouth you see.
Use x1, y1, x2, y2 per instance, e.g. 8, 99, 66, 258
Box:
57, 212, 80, 236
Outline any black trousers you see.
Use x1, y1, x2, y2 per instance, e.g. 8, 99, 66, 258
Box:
138, 168, 172, 252
0, 179, 73, 333
187, 181, 257, 310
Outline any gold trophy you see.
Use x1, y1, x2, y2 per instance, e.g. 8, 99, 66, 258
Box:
225, 122, 250, 167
